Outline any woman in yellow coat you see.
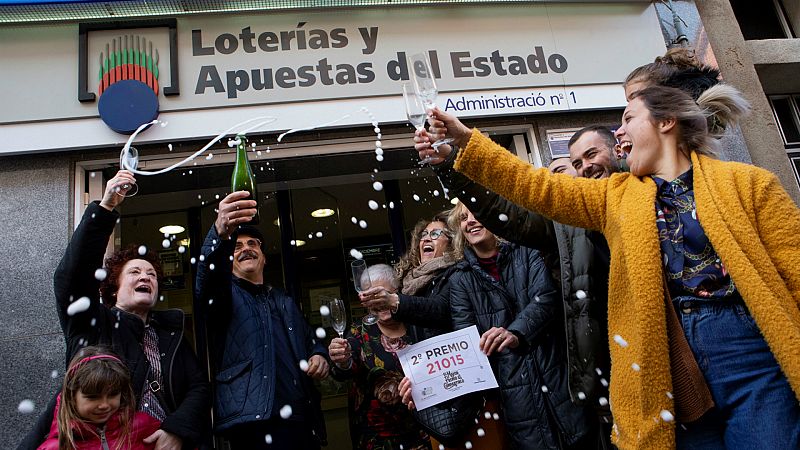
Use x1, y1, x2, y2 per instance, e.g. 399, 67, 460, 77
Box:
415, 85, 800, 449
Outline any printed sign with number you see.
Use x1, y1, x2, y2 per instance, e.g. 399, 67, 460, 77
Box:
397, 325, 498, 410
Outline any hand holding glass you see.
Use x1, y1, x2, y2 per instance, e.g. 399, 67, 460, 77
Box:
351, 260, 377, 325
408, 52, 453, 149
117, 146, 140, 197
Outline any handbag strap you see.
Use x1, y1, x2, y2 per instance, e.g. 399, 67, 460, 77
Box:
661, 273, 714, 423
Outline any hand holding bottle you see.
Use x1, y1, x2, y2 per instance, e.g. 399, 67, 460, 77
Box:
215, 191, 258, 239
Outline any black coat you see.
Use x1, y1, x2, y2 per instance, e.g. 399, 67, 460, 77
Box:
195, 225, 327, 442
394, 264, 458, 342
449, 244, 591, 449
435, 156, 611, 409
19, 202, 210, 449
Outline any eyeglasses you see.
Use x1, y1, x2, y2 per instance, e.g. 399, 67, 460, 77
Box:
419, 229, 449, 240
234, 238, 262, 252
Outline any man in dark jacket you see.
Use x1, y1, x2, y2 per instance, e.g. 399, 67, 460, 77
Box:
195, 191, 329, 450
419, 126, 621, 447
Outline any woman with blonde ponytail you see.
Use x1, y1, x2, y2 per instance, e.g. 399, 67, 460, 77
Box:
416, 80, 800, 449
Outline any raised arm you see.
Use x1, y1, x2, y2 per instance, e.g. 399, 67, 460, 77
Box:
54, 171, 134, 348
194, 191, 258, 323
419, 110, 610, 232
432, 151, 557, 251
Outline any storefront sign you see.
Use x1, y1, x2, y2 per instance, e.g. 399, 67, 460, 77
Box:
397, 325, 498, 410
0, 3, 665, 153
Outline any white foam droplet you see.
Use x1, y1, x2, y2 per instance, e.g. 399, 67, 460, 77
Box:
389, 201, 394, 209
433, 190, 440, 197
315, 327, 326, 339
484, 411, 491, 419
576, 290, 587, 299
190, 257, 197, 264
476, 428, 485, 437
359, 220, 367, 229
372, 181, 383, 191
206, 153, 214, 160
162, 239, 171, 249
368, 200, 379, 210
94, 268, 107, 281
199, 255, 205, 262
178, 246, 186, 254
50, 370, 59, 379
351, 216, 358, 224
601, 378, 609, 387
137, 245, 147, 256
316, 232, 323, 238
319, 305, 330, 316
438, 445, 445, 450
17, 400, 35, 414
470, 197, 477, 203
299, 359, 309, 371
209, 299, 214, 305
350, 249, 363, 259
599, 397, 609, 406
168, 143, 173, 151
265, 434, 273, 444
375, 148, 384, 156
577, 392, 587, 400
613, 334, 629, 348
666, 392, 673, 399
541, 385, 549, 393
465, 442, 473, 449
209, 263, 216, 271
90, 318, 97, 326
67, 297, 91, 316
492, 412, 500, 420
660, 410, 674, 422
413, 194, 420, 201
279, 404, 293, 419
631, 363, 641, 371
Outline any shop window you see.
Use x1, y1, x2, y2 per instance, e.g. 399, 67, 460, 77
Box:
769, 95, 800, 148
730, 0, 795, 39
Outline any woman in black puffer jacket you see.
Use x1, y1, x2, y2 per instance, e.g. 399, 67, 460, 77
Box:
446, 202, 593, 450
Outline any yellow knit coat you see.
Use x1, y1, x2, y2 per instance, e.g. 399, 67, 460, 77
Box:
455, 129, 800, 449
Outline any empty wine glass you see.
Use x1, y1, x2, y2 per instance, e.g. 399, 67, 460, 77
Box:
351, 259, 377, 325
117, 146, 139, 197
328, 297, 347, 339
403, 82, 437, 165
408, 52, 453, 149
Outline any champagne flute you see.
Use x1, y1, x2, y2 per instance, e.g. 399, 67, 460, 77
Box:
408, 52, 453, 149
118, 146, 140, 197
403, 82, 436, 165
328, 297, 347, 339
351, 259, 377, 325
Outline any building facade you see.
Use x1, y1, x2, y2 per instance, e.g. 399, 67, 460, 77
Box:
1, 0, 795, 447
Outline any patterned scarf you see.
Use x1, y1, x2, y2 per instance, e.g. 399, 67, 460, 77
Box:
401, 256, 455, 296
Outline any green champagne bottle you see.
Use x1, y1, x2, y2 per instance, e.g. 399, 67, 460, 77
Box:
231, 134, 260, 224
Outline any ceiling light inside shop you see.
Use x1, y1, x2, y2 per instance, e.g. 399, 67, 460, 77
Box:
311, 208, 335, 218
159, 225, 185, 235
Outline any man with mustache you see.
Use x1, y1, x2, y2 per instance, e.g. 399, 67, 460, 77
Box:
195, 191, 329, 450
419, 124, 620, 449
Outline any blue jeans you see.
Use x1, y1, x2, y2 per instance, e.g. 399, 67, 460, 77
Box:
673, 297, 800, 450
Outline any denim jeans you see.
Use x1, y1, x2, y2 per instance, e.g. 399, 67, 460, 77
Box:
673, 296, 800, 450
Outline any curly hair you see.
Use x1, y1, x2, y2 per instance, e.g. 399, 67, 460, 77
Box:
395, 211, 458, 281
99, 245, 163, 306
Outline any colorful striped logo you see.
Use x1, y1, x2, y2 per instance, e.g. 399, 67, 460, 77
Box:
97, 34, 160, 135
